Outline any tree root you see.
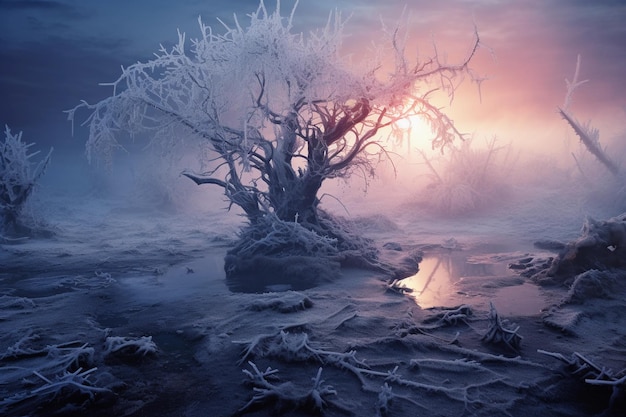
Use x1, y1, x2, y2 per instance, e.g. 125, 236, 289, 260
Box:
236, 329, 533, 415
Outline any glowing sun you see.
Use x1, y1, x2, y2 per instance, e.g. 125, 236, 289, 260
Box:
393, 114, 435, 154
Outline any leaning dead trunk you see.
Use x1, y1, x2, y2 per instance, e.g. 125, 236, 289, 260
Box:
558, 109, 619, 176
559, 55, 620, 177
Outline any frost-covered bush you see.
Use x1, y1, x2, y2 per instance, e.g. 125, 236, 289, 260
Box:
417, 137, 515, 215
0, 125, 52, 237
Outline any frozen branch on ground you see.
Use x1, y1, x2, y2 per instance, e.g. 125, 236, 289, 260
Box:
409, 358, 496, 375
424, 305, 474, 327
237, 330, 367, 369
0, 332, 42, 360
539, 349, 625, 411
481, 302, 522, 351
1, 334, 95, 375
0, 367, 111, 411
236, 330, 531, 415
439, 342, 544, 368
0, 340, 96, 386
0, 337, 108, 414
103, 335, 158, 358
396, 305, 471, 343
386, 278, 413, 295
237, 362, 338, 416
538, 350, 621, 382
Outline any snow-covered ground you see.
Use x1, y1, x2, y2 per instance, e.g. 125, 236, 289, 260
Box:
1, 158, 625, 416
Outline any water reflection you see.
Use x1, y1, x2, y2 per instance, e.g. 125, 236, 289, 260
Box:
401, 249, 544, 315
402, 250, 481, 309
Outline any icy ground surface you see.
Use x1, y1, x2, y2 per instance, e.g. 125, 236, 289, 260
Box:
1, 184, 625, 416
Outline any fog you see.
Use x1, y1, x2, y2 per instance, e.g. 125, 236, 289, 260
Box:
3, 1, 626, 416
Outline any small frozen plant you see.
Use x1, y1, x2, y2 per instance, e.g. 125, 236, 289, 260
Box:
238, 362, 338, 415
103, 335, 158, 358
377, 382, 394, 416
481, 301, 522, 351
0, 335, 105, 415
0, 125, 52, 237
0, 367, 111, 413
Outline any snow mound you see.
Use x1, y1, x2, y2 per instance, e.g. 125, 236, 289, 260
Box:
246, 291, 314, 313
563, 269, 623, 304
542, 307, 584, 334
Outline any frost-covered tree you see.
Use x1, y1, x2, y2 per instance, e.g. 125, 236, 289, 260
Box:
0, 125, 52, 238
68, 2, 483, 282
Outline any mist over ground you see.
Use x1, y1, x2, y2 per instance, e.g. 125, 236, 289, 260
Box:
2, 2, 626, 416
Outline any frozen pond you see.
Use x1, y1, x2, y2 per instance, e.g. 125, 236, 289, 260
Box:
402, 250, 546, 316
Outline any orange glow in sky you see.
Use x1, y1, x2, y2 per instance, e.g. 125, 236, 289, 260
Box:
0, 1, 624, 158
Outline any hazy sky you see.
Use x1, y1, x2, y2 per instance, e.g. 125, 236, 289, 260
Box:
1, 0, 625, 155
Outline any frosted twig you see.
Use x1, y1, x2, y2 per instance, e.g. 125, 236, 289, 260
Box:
562, 54, 588, 111
237, 330, 367, 368
481, 301, 522, 351
424, 304, 473, 327
237, 362, 337, 415
539, 348, 625, 411
0, 367, 109, 410
386, 278, 413, 294
585, 374, 626, 386
0, 332, 42, 359
440, 343, 543, 367
103, 335, 158, 357
409, 358, 497, 375
30, 367, 109, 396
539, 349, 618, 381
236, 330, 529, 415
397, 305, 470, 343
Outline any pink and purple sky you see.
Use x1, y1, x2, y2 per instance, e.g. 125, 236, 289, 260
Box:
1, 0, 625, 155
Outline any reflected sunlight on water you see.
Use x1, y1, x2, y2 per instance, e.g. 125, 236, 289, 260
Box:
402, 250, 545, 315
403, 256, 461, 309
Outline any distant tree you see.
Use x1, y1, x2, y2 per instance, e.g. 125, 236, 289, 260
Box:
68, 2, 483, 284
0, 125, 52, 238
